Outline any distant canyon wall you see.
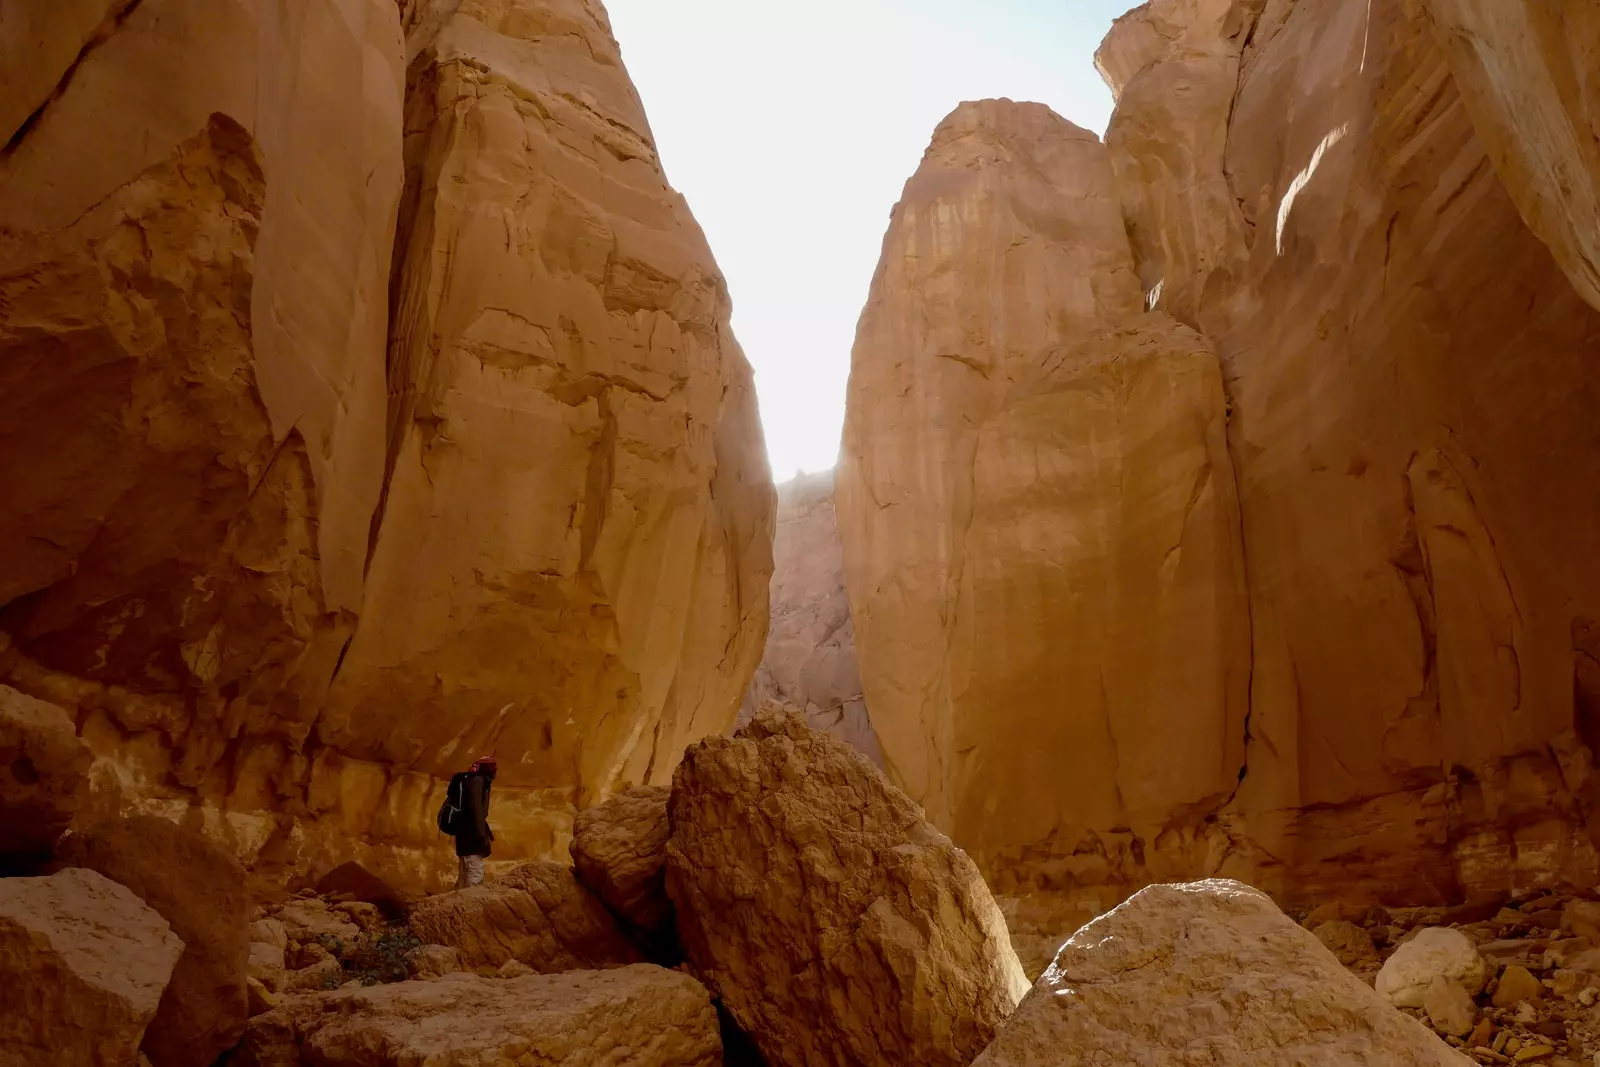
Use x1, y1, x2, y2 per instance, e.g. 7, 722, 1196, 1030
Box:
0, 0, 773, 891
737, 471, 880, 765
837, 0, 1600, 953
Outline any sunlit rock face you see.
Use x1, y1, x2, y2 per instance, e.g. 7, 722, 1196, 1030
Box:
0, 0, 773, 891
839, 0, 1600, 958
737, 471, 880, 764
835, 98, 1251, 960
1419, 0, 1600, 313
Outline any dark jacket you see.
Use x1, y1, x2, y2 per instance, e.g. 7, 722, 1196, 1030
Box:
454, 772, 494, 858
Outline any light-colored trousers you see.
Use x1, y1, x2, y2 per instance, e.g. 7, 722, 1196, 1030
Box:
456, 853, 486, 889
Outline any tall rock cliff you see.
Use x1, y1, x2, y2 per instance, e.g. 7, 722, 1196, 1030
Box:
836, 99, 1251, 943
0, 0, 773, 889
838, 0, 1600, 951
737, 471, 879, 764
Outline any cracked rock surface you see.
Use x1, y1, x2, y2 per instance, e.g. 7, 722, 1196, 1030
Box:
666, 706, 1029, 1067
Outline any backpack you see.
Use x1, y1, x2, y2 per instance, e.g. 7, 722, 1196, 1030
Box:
436, 771, 472, 836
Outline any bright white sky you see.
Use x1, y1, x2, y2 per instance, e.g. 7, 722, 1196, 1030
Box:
604, 0, 1135, 480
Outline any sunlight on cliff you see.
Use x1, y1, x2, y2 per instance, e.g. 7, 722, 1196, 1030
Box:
1276, 124, 1351, 255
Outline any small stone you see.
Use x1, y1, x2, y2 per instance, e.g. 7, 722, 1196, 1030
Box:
1494, 1031, 1511, 1053
1551, 970, 1592, 997
1580, 986, 1599, 1006
248, 940, 286, 993
1516, 1045, 1555, 1062
1425, 975, 1478, 1036
496, 959, 536, 979
1495, 965, 1546, 1008
1314, 920, 1379, 967
287, 957, 343, 992
406, 944, 463, 979
246, 977, 280, 1017
1533, 1020, 1567, 1040
250, 918, 288, 950
1563, 901, 1600, 942
1469, 1017, 1496, 1047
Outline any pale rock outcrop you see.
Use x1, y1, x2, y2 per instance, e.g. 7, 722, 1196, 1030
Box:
570, 785, 674, 944
0, 684, 90, 869
839, 0, 1600, 938
0, 867, 185, 1067
233, 966, 721, 1067
736, 472, 879, 763
0, 0, 771, 891
54, 815, 252, 1067
1376, 927, 1488, 1008
972, 879, 1470, 1067
836, 98, 1249, 946
1421, 0, 1600, 311
665, 706, 1029, 1067
408, 863, 640, 973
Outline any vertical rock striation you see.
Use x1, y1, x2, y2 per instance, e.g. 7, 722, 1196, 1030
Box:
836, 98, 1250, 944
838, 0, 1600, 949
0, 0, 773, 890
737, 470, 879, 763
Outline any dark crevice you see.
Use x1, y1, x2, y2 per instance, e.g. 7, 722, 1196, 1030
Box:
3, 0, 145, 157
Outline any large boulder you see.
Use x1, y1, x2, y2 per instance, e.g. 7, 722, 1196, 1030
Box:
314, 861, 410, 923
0, 866, 185, 1066
0, 684, 90, 872
232, 966, 721, 1066
570, 785, 674, 942
666, 706, 1029, 1067
54, 815, 251, 1067
408, 862, 640, 973
973, 879, 1470, 1066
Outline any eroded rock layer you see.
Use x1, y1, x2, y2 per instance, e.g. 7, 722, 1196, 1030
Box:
838, 0, 1600, 954
0, 0, 772, 891
736, 471, 879, 763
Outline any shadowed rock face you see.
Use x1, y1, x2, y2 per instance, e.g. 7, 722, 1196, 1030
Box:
0, 0, 773, 890
736, 471, 880, 764
838, 0, 1600, 954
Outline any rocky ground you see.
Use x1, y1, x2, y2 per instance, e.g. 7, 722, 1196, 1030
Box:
1299, 894, 1600, 1066
10, 689, 1600, 1067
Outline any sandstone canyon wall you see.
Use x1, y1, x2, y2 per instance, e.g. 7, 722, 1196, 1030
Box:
736, 470, 880, 764
838, 0, 1600, 951
0, 0, 773, 891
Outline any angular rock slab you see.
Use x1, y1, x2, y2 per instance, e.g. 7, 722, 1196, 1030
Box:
0, 866, 184, 1067
973, 879, 1471, 1067
666, 706, 1029, 1067
570, 785, 673, 940
0, 684, 90, 870
408, 862, 640, 973
55, 815, 252, 1067
233, 966, 721, 1067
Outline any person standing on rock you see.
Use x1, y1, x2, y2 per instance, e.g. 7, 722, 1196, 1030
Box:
439, 756, 496, 889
